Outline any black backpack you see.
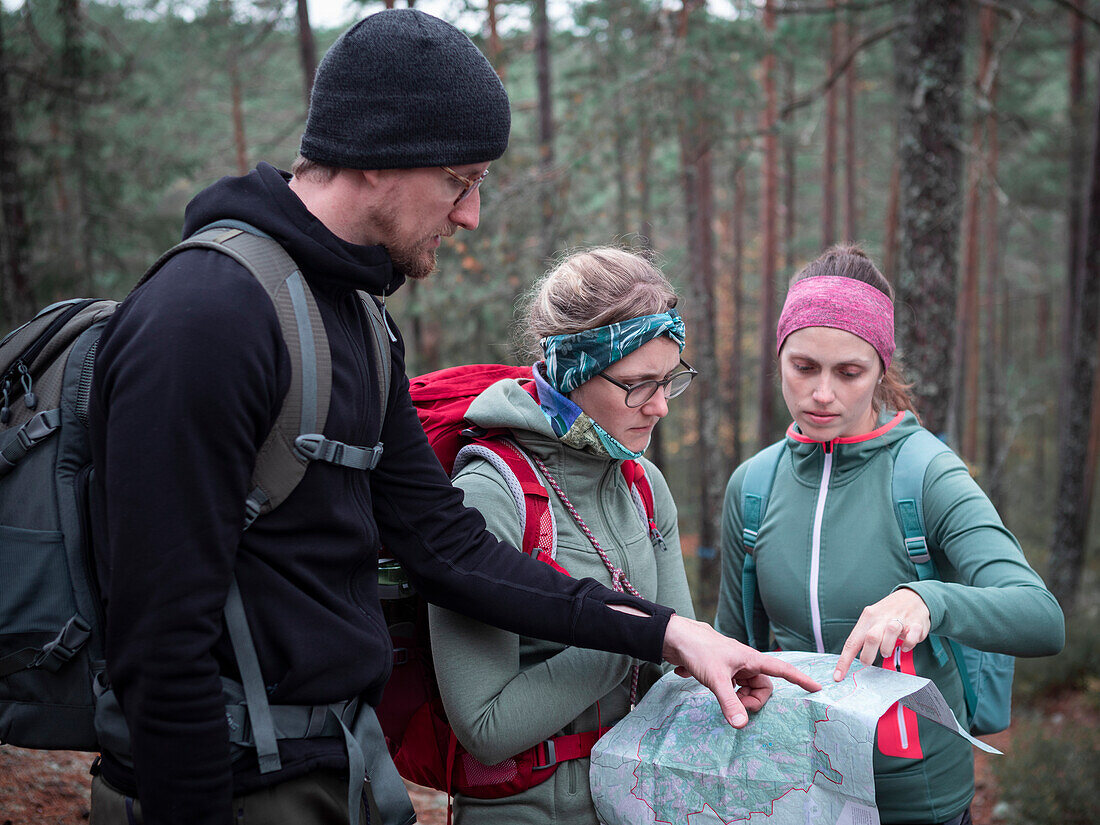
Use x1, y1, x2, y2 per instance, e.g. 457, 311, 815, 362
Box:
0, 222, 392, 754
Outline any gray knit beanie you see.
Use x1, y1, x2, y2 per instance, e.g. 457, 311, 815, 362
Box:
299, 9, 510, 170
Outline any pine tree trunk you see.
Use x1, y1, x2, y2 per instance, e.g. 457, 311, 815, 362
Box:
730, 110, 747, 471
822, 1, 838, 248
638, 120, 654, 250
534, 0, 555, 263
295, 0, 317, 113
1036, 292, 1051, 478
1049, 54, 1100, 616
230, 50, 249, 176
783, 60, 796, 276
639, 113, 661, 467
0, 7, 35, 327
1059, 2, 1088, 455
843, 14, 857, 244
883, 137, 900, 284
610, 25, 630, 238
758, 0, 778, 450
962, 7, 996, 464
678, 0, 722, 616
487, 0, 503, 75
59, 0, 92, 294
982, 45, 1003, 507
892, 0, 966, 436
955, 22, 989, 462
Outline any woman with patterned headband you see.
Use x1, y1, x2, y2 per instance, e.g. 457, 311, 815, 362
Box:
428, 247, 705, 825
715, 245, 1063, 825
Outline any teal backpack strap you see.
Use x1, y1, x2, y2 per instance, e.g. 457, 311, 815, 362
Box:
892, 429, 952, 668
892, 429, 979, 718
740, 439, 786, 651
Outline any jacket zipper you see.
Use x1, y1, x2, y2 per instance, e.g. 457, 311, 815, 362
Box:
892, 646, 909, 748
809, 442, 833, 653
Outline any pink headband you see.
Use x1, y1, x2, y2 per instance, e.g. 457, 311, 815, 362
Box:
776, 275, 895, 369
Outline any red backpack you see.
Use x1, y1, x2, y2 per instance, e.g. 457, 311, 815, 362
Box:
377, 364, 661, 800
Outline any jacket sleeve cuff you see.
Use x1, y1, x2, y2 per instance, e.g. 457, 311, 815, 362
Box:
893, 583, 945, 629
571, 582, 675, 664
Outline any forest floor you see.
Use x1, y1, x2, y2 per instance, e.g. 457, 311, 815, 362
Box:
1, 691, 1093, 824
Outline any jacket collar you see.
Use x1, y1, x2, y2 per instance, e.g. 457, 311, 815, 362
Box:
784, 409, 920, 484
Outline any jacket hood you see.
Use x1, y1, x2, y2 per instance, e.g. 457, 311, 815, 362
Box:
785, 409, 923, 485
182, 162, 404, 297
465, 378, 557, 444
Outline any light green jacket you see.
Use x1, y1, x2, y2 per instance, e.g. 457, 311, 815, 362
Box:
716, 410, 1064, 824
429, 379, 695, 825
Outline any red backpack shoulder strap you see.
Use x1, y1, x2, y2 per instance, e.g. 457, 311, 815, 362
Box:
456, 436, 567, 576
621, 460, 667, 553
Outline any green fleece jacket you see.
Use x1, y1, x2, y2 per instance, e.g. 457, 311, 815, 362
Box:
428, 378, 695, 825
715, 410, 1064, 824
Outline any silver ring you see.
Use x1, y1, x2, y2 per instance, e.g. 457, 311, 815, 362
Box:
889, 617, 905, 627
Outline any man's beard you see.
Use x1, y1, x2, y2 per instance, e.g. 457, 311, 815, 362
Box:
388, 243, 437, 281
371, 206, 445, 281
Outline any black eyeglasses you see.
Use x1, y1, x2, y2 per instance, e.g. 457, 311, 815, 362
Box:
441, 166, 489, 206
598, 360, 698, 408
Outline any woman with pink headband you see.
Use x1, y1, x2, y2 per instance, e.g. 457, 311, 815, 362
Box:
715, 246, 1063, 825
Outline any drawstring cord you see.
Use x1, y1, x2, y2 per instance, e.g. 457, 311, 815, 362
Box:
528, 453, 641, 707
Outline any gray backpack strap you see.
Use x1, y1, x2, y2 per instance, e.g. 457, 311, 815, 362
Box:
223, 576, 283, 774
291, 294, 393, 479
359, 291, 393, 428
140, 223, 332, 525
223, 575, 414, 825
141, 224, 393, 528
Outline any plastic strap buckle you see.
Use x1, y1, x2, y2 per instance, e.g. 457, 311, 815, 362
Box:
32, 616, 91, 673
532, 739, 557, 770
0, 408, 61, 476
294, 434, 384, 470
20, 408, 61, 445
904, 536, 930, 564
243, 495, 264, 530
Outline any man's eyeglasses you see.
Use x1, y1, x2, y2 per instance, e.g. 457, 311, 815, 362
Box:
441, 166, 489, 206
598, 360, 698, 408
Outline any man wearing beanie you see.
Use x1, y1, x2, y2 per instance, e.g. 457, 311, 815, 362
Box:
87, 10, 818, 825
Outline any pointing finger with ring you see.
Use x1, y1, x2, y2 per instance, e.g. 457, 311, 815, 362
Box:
833, 590, 931, 682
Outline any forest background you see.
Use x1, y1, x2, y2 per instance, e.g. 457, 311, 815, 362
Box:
1, 0, 1099, 819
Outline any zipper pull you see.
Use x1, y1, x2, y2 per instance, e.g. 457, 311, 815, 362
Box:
1, 378, 10, 424
18, 362, 36, 410
649, 523, 668, 553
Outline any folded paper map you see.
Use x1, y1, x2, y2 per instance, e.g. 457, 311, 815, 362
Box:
591, 651, 999, 825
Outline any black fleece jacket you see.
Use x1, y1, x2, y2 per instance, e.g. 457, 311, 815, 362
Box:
88, 164, 674, 825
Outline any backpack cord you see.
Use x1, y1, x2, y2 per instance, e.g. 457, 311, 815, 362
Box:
528, 453, 641, 707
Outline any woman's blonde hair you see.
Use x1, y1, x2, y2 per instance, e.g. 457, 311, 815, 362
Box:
520, 247, 677, 357
788, 245, 916, 415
